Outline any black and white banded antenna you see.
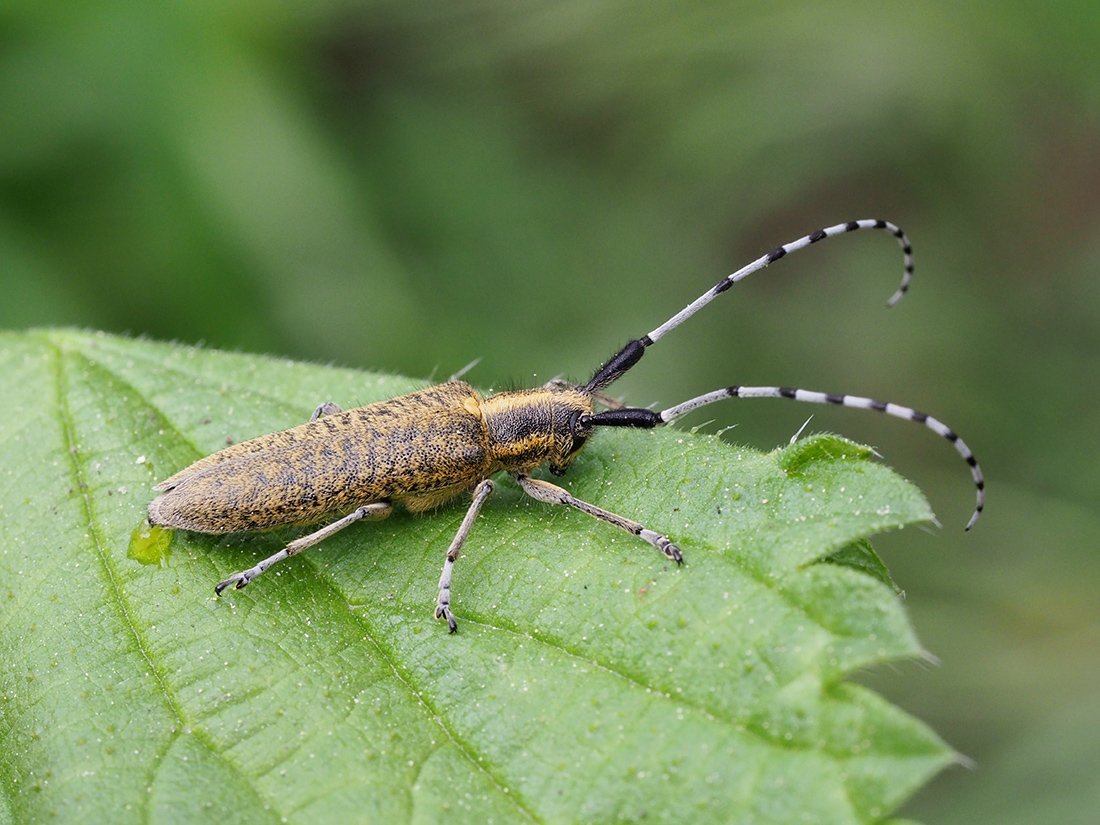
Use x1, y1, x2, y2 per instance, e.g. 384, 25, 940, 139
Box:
646, 219, 912, 347
658, 387, 984, 531
578, 219, 984, 530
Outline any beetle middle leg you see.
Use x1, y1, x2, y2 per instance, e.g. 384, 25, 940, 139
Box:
214, 501, 392, 594
435, 478, 495, 633
514, 474, 683, 563
310, 402, 343, 421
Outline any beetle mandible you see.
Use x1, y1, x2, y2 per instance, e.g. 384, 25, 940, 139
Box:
148, 219, 985, 632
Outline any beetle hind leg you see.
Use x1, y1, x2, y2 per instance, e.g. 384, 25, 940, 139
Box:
214, 501, 392, 594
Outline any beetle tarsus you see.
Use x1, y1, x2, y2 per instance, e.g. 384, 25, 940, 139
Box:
639, 529, 683, 564
215, 570, 254, 594
664, 541, 685, 565
435, 602, 457, 638
435, 606, 459, 634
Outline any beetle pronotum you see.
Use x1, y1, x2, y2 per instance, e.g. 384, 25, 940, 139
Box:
149, 219, 984, 632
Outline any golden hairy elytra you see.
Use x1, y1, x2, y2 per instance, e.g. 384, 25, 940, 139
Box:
149, 220, 984, 632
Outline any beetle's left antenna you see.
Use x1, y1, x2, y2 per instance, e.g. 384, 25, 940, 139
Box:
584, 220, 913, 392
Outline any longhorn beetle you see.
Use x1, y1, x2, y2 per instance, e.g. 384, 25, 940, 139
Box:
148, 219, 984, 632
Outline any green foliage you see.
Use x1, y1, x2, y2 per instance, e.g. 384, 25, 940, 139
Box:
4, 5, 1099, 822
0, 330, 954, 824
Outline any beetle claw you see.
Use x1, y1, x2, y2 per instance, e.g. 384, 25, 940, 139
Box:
215, 571, 252, 595
435, 605, 458, 633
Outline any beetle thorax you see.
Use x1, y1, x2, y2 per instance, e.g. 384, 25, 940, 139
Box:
480, 387, 593, 474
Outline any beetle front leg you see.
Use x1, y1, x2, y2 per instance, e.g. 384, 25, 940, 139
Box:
435, 479, 494, 633
514, 474, 683, 564
214, 501, 392, 594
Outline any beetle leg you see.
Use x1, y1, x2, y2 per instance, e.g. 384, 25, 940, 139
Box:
435, 479, 494, 633
309, 402, 343, 421
214, 501, 392, 594
514, 474, 683, 564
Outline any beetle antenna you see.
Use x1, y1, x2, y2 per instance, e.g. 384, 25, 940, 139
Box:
581, 384, 984, 530
583, 219, 913, 392
663, 386, 983, 530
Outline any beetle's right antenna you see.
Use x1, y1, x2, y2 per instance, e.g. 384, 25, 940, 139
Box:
583, 219, 913, 392
580, 385, 985, 530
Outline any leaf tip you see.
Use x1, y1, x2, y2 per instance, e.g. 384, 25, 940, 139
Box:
778, 433, 875, 474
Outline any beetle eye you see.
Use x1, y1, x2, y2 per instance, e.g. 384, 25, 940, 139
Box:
570, 411, 593, 438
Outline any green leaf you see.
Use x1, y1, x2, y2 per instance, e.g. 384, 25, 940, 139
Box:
0, 329, 955, 824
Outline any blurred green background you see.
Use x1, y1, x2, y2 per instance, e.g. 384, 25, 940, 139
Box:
2, 2, 1097, 821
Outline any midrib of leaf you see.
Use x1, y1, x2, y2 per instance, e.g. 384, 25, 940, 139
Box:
48, 344, 288, 824
53, 345, 187, 723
